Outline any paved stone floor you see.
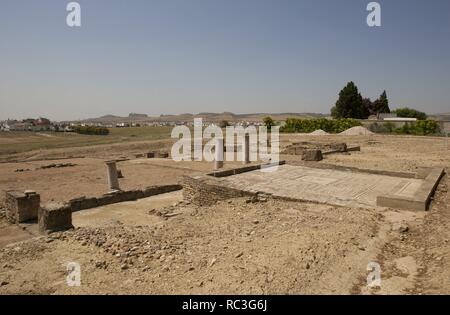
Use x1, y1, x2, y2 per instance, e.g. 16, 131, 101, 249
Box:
220, 165, 424, 209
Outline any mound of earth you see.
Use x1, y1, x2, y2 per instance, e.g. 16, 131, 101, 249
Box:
339, 126, 374, 136
309, 129, 329, 135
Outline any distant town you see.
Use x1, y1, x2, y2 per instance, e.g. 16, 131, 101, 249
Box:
0, 112, 307, 133
0, 115, 265, 133
1, 111, 450, 133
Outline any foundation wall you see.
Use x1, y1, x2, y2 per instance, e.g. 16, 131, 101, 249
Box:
38, 202, 73, 234
376, 167, 444, 211
5, 191, 40, 223
69, 185, 182, 212
181, 175, 254, 206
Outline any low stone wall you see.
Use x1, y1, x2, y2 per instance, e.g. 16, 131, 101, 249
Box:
141, 151, 169, 158
347, 146, 361, 152
181, 175, 255, 206
284, 142, 348, 156
377, 167, 445, 211
69, 185, 182, 212
4, 190, 40, 223
38, 202, 73, 234
287, 161, 417, 179
207, 161, 286, 178
154, 152, 169, 158
302, 149, 323, 161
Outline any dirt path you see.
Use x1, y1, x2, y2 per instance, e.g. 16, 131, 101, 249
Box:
355, 172, 450, 294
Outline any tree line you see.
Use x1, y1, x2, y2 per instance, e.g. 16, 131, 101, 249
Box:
73, 126, 110, 135
331, 81, 390, 119
331, 81, 427, 120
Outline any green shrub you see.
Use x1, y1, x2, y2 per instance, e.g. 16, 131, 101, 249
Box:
393, 107, 427, 120
368, 122, 395, 133
414, 120, 439, 135
280, 118, 361, 134
393, 120, 439, 135
73, 126, 110, 135
383, 122, 395, 133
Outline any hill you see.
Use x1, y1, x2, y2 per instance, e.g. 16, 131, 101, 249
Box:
75, 112, 327, 124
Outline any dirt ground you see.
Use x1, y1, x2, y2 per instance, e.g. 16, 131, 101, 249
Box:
0, 133, 449, 294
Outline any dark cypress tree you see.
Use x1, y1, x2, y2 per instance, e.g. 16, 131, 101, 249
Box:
362, 98, 376, 116
374, 90, 390, 114
332, 82, 367, 119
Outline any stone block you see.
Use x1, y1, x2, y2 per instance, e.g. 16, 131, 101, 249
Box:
376, 195, 426, 211
155, 152, 169, 158
118, 190, 141, 202
302, 149, 323, 161
142, 185, 182, 198
5, 190, 40, 223
69, 197, 84, 212
101, 192, 123, 204
96, 195, 114, 207
347, 146, 361, 152
38, 202, 73, 234
330, 143, 347, 152
69, 197, 99, 212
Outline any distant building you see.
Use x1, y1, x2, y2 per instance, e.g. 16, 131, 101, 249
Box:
0, 121, 9, 131
8, 121, 32, 131
378, 113, 397, 120
367, 113, 417, 122
34, 117, 51, 126
383, 117, 417, 122
0, 117, 54, 132
31, 117, 52, 131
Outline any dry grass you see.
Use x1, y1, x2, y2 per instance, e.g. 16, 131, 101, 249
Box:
0, 127, 173, 156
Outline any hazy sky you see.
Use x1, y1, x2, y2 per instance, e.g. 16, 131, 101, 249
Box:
1, 0, 450, 121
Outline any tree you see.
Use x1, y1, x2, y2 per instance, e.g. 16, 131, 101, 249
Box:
263, 117, 275, 130
332, 82, 368, 119
362, 98, 377, 116
393, 107, 427, 120
373, 90, 390, 114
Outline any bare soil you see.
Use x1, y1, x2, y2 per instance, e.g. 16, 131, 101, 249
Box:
0, 133, 449, 294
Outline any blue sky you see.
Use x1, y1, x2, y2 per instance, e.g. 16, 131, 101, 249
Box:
1, 0, 449, 120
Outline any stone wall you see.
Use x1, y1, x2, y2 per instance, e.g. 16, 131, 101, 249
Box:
4, 190, 40, 223
377, 167, 445, 211
207, 161, 286, 178
181, 175, 254, 206
38, 202, 73, 234
302, 149, 323, 161
181, 161, 287, 205
69, 185, 182, 212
